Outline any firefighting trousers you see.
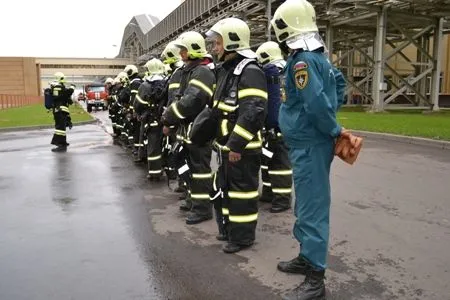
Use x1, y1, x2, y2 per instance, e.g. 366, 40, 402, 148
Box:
187, 142, 213, 217
137, 120, 146, 160
51, 110, 69, 146
109, 106, 121, 136
133, 118, 144, 153
289, 141, 334, 270
215, 153, 260, 246
261, 138, 293, 209
146, 126, 163, 177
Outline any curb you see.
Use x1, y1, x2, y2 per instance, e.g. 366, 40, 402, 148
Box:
353, 130, 450, 150
0, 119, 97, 133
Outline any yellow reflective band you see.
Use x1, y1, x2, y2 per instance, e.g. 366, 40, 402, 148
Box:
136, 95, 148, 105
222, 208, 229, 215
213, 172, 217, 191
148, 170, 162, 174
192, 173, 213, 179
189, 79, 213, 97
238, 88, 268, 100
262, 182, 271, 187
131, 89, 139, 94
176, 135, 184, 140
129, 106, 134, 109
221, 119, 229, 136
261, 165, 268, 170
272, 188, 292, 194
191, 193, 210, 200
169, 83, 180, 89
55, 129, 66, 136
213, 141, 261, 152
148, 155, 162, 161
233, 124, 254, 141
172, 103, 185, 119
228, 191, 259, 199
183, 138, 192, 144
128, 136, 134, 140
229, 213, 258, 223
213, 84, 216, 91
213, 100, 238, 112
268, 170, 293, 175
257, 130, 262, 141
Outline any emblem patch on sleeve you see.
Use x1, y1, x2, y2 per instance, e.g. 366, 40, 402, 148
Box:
295, 70, 308, 89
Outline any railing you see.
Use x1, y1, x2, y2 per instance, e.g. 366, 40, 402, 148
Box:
146, 0, 226, 50
0, 94, 43, 110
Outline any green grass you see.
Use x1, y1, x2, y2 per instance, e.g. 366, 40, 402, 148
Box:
0, 102, 93, 128
338, 108, 450, 141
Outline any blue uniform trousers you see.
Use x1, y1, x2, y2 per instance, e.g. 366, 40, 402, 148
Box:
288, 140, 334, 270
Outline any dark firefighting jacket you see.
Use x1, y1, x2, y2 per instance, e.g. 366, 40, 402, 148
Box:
134, 75, 167, 123
129, 75, 143, 110
162, 58, 215, 126
213, 55, 267, 154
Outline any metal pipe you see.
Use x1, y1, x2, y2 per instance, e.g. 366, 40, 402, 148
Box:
372, 7, 387, 112
431, 18, 444, 111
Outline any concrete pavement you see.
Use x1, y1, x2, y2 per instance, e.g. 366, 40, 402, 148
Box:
0, 111, 449, 299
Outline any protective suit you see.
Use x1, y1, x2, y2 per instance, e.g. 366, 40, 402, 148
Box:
50, 72, 74, 152
162, 31, 215, 224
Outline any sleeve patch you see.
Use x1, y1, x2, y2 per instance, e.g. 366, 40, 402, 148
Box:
295, 70, 308, 89
294, 61, 308, 70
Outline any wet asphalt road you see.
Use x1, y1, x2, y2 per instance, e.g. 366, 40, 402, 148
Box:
1, 110, 450, 300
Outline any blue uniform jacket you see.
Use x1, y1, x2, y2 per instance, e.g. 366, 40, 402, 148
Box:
279, 50, 345, 148
263, 63, 282, 130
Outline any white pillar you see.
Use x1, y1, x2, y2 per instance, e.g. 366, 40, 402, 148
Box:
371, 8, 387, 112
431, 18, 443, 111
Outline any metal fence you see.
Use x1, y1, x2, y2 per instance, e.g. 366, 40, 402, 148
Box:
0, 94, 43, 110
146, 0, 226, 49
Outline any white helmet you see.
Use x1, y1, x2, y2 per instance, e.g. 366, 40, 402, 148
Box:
174, 31, 208, 59
206, 17, 256, 58
54, 72, 66, 83
161, 41, 181, 65
256, 41, 284, 65
104, 77, 114, 85
145, 58, 165, 75
112, 78, 121, 85
124, 64, 138, 77
270, 0, 318, 43
116, 71, 129, 84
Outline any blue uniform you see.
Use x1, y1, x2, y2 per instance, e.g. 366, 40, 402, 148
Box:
279, 49, 345, 270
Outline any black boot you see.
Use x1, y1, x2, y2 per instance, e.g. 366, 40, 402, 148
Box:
185, 212, 212, 225
51, 145, 67, 152
270, 205, 290, 213
222, 242, 253, 254
277, 256, 312, 275
282, 270, 326, 300
174, 185, 187, 193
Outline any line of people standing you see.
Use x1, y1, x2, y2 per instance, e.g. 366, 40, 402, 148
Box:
103, 1, 362, 299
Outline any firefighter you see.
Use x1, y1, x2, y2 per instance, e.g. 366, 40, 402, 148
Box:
109, 77, 122, 140
160, 41, 186, 192
116, 72, 131, 146
270, 1, 349, 299
161, 31, 215, 225
50, 72, 75, 152
124, 65, 144, 161
206, 18, 267, 253
135, 58, 167, 180
255, 41, 293, 213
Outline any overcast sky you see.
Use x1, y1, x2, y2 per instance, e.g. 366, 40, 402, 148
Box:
0, 0, 181, 58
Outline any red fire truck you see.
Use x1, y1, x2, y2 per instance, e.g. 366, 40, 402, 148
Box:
85, 84, 108, 112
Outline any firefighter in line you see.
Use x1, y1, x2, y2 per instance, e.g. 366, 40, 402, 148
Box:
109, 77, 122, 140
115, 72, 131, 146
270, 1, 349, 299
124, 65, 144, 161
160, 41, 186, 193
255, 42, 292, 213
161, 31, 215, 225
206, 18, 267, 253
49, 72, 75, 152
135, 58, 167, 180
